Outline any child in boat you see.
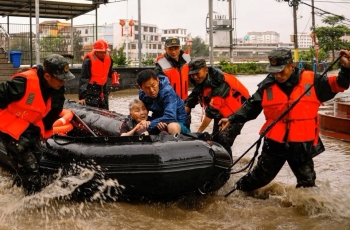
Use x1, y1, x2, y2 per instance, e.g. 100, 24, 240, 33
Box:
120, 99, 150, 136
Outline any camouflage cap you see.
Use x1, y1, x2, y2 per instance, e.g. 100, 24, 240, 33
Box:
266, 48, 293, 73
43, 54, 75, 81
165, 37, 180, 47
188, 58, 207, 75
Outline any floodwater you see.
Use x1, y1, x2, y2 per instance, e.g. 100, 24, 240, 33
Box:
0, 74, 349, 229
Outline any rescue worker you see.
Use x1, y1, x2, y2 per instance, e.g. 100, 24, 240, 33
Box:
137, 69, 190, 135
0, 54, 75, 195
184, 59, 249, 156
79, 39, 115, 110
219, 48, 350, 192
155, 37, 191, 100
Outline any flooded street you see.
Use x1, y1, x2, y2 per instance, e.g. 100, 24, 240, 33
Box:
0, 74, 349, 229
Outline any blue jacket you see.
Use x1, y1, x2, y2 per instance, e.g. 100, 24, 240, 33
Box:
139, 75, 188, 132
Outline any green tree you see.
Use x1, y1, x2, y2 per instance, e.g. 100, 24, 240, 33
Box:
299, 47, 328, 62
142, 53, 155, 66
182, 36, 209, 57
111, 43, 130, 66
73, 31, 83, 63
315, 15, 350, 61
40, 34, 66, 53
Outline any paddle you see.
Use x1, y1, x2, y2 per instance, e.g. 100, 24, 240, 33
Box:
224, 54, 344, 197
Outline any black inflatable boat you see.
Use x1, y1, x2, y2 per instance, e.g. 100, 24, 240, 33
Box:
0, 100, 232, 199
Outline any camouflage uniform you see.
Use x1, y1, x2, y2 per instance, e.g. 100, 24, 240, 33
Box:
0, 54, 74, 195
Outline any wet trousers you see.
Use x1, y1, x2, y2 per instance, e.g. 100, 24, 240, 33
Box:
85, 83, 109, 110
236, 138, 317, 191
212, 119, 244, 156
0, 130, 42, 195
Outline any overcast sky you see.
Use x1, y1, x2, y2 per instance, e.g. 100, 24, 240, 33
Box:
1, 0, 350, 43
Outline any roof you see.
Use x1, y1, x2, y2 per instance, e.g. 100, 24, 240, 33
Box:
0, 0, 106, 20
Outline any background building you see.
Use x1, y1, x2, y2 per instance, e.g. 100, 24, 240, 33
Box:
244, 31, 280, 44
161, 28, 188, 45
295, 33, 313, 48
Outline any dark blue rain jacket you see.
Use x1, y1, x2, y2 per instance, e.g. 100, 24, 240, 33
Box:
139, 75, 188, 132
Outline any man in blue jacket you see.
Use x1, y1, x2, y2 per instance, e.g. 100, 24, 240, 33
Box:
137, 69, 190, 135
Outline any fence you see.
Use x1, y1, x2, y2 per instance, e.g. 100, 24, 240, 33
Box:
0, 22, 98, 65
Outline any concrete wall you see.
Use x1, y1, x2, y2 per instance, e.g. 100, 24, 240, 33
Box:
66, 66, 154, 94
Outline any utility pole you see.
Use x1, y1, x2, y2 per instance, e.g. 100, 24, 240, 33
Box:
311, 0, 316, 45
229, 0, 233, 63
311, 0, 319, 61
208, 0, 214, 66
279, 0, 300, 62
138, 0, 141, 67
292, 0, 299, 62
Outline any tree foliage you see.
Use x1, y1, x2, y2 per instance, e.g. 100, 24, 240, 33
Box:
299, 47, 328, 62
111, 43, 131, 66
73, 31, 83, 63
182, 36, 209, 57
142, 54, 155, 66
40, 34, 66, 53
315, 15, 350, 61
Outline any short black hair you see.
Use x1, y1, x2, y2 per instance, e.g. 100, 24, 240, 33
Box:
137, 69, 158, 86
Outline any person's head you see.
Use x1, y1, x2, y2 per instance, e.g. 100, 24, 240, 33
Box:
93, 39, 109, 59
164, 37, 181, 61
188, 58, 209, 84
137, 69, 159, 98
43, 54, 75, 90
128, 99, 148, 123
266, 48, 294, 83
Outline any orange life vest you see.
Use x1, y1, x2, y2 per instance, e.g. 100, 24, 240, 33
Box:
156, 53, 191, 100
260, 70, 321, 144
202, 73, 250, 118
0, 69, 52, 140
85, 51, 111, 86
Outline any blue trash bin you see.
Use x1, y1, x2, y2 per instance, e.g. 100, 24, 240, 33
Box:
10, 50, 22, 68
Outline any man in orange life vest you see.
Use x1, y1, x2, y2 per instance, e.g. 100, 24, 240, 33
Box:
155, 37, 191, 100
0, 54, 75, 195
219, 48, 350, 192
79, 39, 115, 110
184, 59, 250, 156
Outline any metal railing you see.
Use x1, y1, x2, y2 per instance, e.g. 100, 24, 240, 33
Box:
0, 24, 10, 62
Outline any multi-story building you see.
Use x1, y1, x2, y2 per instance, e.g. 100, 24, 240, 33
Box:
39, 20, 71, 37
106, 19, 163, 61
245, 31, 280, 44
39, 20, 78, 54
295, 33, 313, 48
161, 28, 188, 45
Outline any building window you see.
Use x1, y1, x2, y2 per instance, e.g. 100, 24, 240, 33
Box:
164, 30, 167, 34
149, 27, 153, 32
131, 44, 136, 49
135, 25, 138, 31
85, 29, 88, 34
144, 26, 148, 32
155, 36, 158, 41
158, 44, 162, 49
153, 44, 157, 49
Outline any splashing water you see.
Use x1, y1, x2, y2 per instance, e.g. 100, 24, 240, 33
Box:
0, 161, 124, 223
270, 181, 350, 218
